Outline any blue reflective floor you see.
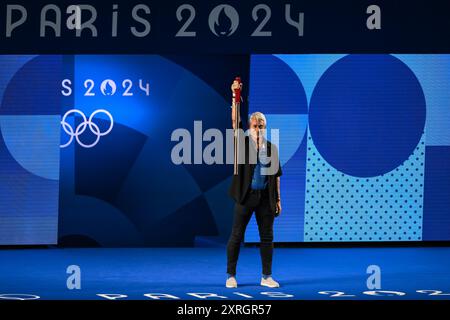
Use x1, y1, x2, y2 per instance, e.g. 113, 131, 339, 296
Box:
0, 247, 449, 300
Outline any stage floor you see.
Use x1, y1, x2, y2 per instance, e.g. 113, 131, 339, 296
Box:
0, 247, 449, 300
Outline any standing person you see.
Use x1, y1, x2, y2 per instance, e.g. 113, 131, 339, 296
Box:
226, 80, 282, 288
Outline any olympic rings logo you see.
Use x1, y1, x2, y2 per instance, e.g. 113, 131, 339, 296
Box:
60, 109, 114, 148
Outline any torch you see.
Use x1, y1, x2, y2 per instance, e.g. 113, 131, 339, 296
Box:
232, 77, 242, 175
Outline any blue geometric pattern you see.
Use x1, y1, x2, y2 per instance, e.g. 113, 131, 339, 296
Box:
248, 54, 443, 242
59, 55, 239, 246
0, 56, 61, 245
304, 129, 425, 241
2, 54, 450, 245
309, 54, 426, 177
245, 55, 308, 242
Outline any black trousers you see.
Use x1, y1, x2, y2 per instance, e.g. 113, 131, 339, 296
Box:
226, 189, 275, 276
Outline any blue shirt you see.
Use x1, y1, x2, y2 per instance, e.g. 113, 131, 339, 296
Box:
251, 139, 269, 190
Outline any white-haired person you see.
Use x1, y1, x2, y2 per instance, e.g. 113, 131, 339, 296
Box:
226, 81, 282, 288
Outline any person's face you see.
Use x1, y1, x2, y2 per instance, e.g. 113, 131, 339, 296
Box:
249, 118, 266, 140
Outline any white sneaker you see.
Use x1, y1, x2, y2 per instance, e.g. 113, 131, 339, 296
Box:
226, 276, 237, 288
260, 276, 280, 288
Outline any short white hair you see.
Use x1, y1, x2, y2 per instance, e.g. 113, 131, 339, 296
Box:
249, 112, 267, 126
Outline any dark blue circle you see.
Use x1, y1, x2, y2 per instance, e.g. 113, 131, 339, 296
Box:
250, 55, 308, 114
309, 54, 426, 177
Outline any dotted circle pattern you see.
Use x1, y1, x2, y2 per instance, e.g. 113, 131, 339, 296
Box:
304, 129, 425, 242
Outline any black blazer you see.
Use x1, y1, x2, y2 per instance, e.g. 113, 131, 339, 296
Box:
228, 134, 282, 213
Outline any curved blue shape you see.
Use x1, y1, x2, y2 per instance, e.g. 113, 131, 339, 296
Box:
393, 54, 450, 146
309, 54, 426, 177
249, 55, 309, 164
0, 115, 60, 180
250, 55, 308, 114
58, 194, 144, 247
275, 54, 345, 105
0, 55, 35, 108
1, 56, 62, 115
264, 114, 308, 166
